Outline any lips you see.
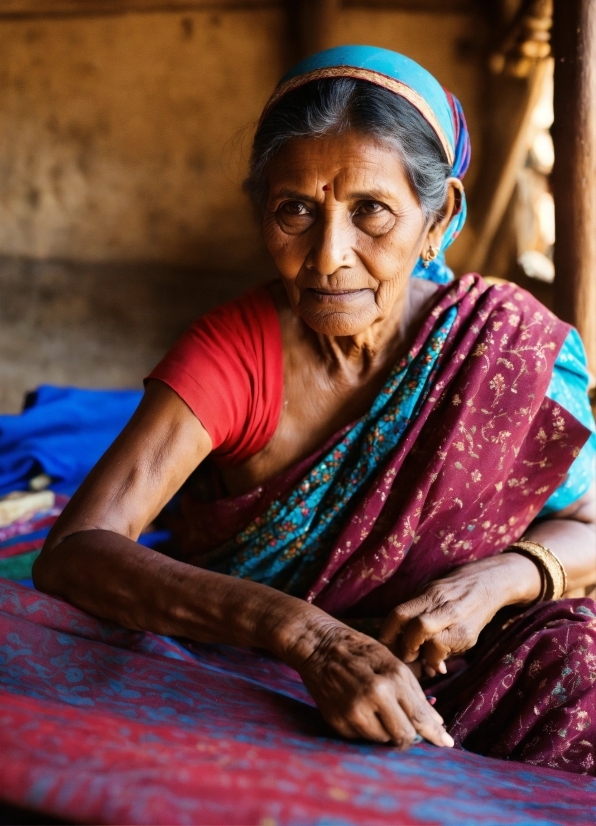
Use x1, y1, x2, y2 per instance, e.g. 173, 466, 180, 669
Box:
307, 287, 368, 302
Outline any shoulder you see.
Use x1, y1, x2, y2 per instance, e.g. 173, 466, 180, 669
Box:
193, 284, 279, 341
149, 281, 283, 392
147, 283, 284, 462
449, 274, 570, 339
159, 283, 283, 373
421, 275, 573, 400
552, 327, 591, 384
548, 328, 595, 432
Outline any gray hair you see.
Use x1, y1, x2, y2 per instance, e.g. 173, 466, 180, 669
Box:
244, 77, 452, 221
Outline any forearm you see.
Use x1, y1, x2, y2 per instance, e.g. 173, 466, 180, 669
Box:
429, 532, 591, 621
32, 530, 339, 668
459, 520, 596, 611
484, 516, 596, 607
522, 518, 596, 592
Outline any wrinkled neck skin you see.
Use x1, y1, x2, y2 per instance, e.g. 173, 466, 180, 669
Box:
306, 274, 433, 379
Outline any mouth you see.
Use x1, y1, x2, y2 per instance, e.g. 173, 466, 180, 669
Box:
307, 287, 369, 303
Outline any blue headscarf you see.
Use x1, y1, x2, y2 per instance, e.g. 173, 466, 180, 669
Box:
264, 45, 471, 284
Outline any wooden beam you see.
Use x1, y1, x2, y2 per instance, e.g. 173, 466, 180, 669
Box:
343, 0, 473, 8
0, 0, 474, 19
0, 1, 278, 19
551, 0, 596, 379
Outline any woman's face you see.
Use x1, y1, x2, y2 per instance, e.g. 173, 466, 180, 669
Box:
262, 130, 430, 337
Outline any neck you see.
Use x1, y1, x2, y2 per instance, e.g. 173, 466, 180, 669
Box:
313, 281, 425, 378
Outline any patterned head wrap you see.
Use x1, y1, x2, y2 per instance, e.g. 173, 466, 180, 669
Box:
263, 45, 471, 284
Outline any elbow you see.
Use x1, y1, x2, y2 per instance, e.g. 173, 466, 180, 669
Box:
32, 535, 72, 597
31, 545, 59, 595
32, 524, 90, 596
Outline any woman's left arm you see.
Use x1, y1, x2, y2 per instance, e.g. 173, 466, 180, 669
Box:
522, 484, 596, 594
380, 483, 596, 675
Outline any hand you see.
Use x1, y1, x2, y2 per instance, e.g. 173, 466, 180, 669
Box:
379, 555, 537, 676
297, 623, 454, 749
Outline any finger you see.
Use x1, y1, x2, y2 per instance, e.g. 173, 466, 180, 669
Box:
379, 594, 436, 646
422, 662, 447, 677
399, 607, 454, 663
400, 697, 453, 748
398, 669, 454, 748
420, 637, 451, 673
327, 716, 362, 741
406, 660, 423, 680
375, 700, 419, 750
420, 657, 436, 678
423, 622, 478, 671
348, 707, 393, 744
352, 678, 421, 749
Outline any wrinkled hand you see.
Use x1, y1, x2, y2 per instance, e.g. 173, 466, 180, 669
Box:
379, 557, 521, 677
298, 624, 453, 749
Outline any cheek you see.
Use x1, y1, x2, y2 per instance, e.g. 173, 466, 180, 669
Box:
263, 217, 305, 274
358, 230, 419, 306
262, 219, 303, 310
262, 217, 283, 260
371, 214, 425, 270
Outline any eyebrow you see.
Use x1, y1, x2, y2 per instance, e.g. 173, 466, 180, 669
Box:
272, 188, 314, 201
271, 188, 396, 202
347, 190, 396, 201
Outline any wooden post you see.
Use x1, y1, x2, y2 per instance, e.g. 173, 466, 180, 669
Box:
467, 60, 549, 275
287, 0, 341, 62
552, 0, 596, 380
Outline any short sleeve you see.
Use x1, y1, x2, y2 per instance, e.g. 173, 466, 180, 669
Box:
146, 287, 283, 466
539, 328, 596, 516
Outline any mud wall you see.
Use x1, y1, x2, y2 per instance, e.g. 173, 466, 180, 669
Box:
0, 3, 488, 411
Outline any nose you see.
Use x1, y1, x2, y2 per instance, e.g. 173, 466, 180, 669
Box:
306, 210, 356, 276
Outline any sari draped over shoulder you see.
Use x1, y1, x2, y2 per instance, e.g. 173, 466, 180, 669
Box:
178, 274, 589, 613
168, 47, 596, 775
174, 275, 596, 775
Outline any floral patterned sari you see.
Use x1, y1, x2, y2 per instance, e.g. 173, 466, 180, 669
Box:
174, 274, 596, 774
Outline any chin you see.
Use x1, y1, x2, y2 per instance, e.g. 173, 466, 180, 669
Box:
298, 306, 378, 337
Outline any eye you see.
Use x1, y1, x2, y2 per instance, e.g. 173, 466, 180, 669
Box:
278, 201, 311, 217
355, 200, 386, 215
274, 200, 315, 235
353, 200, 395, 236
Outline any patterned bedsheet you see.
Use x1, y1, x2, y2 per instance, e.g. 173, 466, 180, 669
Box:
0, 510, 595, 825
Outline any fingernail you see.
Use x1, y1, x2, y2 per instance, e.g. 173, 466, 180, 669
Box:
442, 732, 455, 747
427, 695, 437, 705
438, 662, 447, 675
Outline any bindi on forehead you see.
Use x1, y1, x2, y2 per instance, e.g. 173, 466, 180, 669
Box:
322, 184, 331, 192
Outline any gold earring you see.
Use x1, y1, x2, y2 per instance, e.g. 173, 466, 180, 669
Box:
421, 245, 440, 268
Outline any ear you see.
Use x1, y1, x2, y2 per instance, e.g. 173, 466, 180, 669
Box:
419, 178, 464, 257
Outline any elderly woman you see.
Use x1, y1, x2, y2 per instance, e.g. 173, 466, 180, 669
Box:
33, 46, 596, 774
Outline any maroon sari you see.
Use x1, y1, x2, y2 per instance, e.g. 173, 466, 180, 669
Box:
175, 275, 596, 774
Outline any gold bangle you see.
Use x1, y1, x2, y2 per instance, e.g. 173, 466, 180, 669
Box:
505, 539, 567, 601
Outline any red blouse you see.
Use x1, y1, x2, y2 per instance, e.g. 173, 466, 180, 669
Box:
147, 287, 284, 466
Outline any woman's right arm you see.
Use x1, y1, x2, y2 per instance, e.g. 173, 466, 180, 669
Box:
33, 380, 312, 652
33, 380, 451, 749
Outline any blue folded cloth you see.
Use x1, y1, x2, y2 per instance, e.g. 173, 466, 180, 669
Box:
0, 386, 142, 495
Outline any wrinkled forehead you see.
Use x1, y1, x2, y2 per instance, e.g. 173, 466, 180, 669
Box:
266, 132, 416, 201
